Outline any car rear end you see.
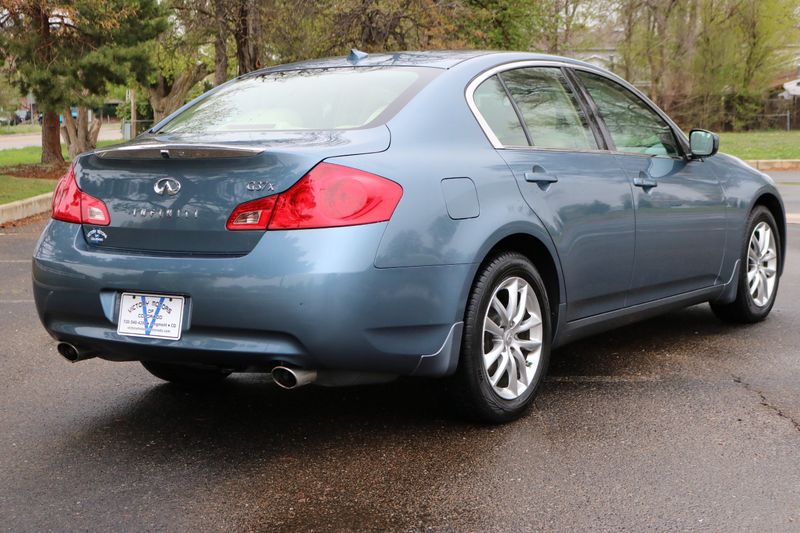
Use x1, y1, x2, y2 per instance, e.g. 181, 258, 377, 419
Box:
32, 64, 465, 379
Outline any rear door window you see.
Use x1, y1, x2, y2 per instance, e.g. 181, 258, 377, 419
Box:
500, 67, 598, 150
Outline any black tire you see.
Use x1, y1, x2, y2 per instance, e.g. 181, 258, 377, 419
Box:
450, 252, 551, 424
141, 361, 231, 386
711, 206, 781, 324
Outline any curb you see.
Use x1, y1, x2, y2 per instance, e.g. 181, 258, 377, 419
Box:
789, 214, 800, 225
0, 192, 53, 225
745, 160, 800, 171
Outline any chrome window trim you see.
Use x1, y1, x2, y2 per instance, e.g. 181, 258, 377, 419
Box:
465, 59, 689, 157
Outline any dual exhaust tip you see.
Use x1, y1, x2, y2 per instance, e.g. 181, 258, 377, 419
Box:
57, 343, 316, 389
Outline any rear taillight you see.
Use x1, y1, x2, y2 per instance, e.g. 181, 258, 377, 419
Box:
52, 164, 110, 226
226, 163, 402, 231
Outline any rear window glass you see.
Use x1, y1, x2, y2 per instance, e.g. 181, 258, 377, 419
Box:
157, 67, 438, 133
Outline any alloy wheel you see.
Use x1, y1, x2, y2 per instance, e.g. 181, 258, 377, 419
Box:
747, 221, 778, 307
482, 276, 544, 400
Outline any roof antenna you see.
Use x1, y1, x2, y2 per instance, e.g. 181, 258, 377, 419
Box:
348, 48, 369, 63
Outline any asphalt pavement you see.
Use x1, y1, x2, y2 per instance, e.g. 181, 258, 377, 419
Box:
1, 216, 799, 530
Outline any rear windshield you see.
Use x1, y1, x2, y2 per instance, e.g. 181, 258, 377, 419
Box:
157, 67, 438, 133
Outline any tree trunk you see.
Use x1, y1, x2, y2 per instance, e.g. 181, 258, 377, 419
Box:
30, 4, 64, 165
88, 115, 102, 147
214, 0, 229, 85
41, 111, 64, 164
235, 0, 262, 75
149, 63, 210, 123
61, 107, 101, 159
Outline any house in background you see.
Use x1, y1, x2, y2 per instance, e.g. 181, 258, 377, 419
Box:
781, 78, 800, 100
778, 55, 800, 101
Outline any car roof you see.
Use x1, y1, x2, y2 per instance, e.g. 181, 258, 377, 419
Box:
251, 50, 603, 73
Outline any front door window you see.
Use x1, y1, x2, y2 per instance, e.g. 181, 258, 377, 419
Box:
576, 71, 680, 157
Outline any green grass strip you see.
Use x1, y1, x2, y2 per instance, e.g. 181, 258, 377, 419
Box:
0, 175, 56, 205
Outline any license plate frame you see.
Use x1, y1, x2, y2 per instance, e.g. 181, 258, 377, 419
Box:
117, 292, 185, 340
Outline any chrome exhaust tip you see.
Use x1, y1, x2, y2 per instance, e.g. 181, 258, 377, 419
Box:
56, 342, 95, 363
271, 366, 317, 389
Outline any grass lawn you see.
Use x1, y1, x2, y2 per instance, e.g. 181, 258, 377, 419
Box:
0, 140, 120, 167
0, 124, 42, 135
0, 175, 55, 204
718, 130, 800, 160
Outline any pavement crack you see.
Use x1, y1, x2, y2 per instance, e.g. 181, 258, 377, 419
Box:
733, 375, 800, 432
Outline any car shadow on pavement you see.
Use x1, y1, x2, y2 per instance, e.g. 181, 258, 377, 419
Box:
62, 303, 741, 447
548, 303, 739, 380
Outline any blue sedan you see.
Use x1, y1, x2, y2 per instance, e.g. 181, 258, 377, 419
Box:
33, 51, 786, 422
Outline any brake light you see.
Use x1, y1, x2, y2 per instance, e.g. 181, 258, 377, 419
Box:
52, 164, 110, 226
227, 163, 402, 231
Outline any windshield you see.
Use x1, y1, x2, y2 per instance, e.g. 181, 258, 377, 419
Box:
157, 67, 438, 134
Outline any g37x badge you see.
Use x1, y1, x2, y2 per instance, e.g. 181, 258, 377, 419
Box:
246, 181, 275, 192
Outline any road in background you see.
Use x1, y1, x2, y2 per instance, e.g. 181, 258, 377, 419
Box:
0, 221, 798, 531
771, 170, 800, 216
0, 123, 122, 150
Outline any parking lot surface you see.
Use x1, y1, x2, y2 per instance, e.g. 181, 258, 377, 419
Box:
1, 196, 798, 531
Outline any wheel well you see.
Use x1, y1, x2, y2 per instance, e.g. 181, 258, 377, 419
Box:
483, 233, 561, 327
754, 193, 786, 275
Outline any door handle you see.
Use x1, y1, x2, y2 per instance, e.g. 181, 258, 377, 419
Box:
633, 172, 657, 189
524, 165, 558, 184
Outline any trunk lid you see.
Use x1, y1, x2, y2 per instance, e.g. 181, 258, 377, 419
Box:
76, 127, 390, 255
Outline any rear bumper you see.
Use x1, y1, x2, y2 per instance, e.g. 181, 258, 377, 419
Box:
33, 220, 470, 376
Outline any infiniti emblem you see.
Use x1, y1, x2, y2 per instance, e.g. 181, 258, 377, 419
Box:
154, 177, 181, 196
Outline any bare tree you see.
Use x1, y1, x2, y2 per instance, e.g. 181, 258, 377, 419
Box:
61, 107, 102, 159
149, 63, 211, 122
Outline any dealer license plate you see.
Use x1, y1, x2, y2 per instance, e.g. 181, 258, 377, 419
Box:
117, 292, 185, 340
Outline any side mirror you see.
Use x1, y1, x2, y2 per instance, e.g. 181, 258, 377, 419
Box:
689, 129, 719, 158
